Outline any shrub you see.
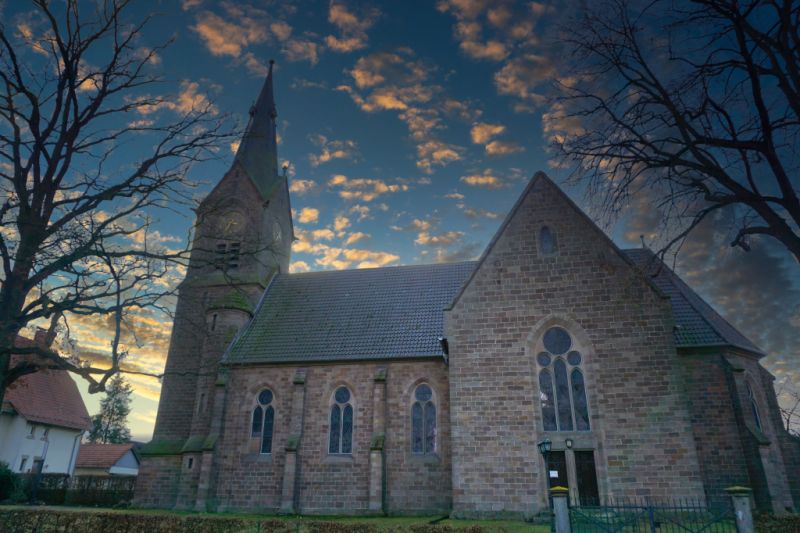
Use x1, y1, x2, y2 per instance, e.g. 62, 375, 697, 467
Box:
755, 512, 800, 533
0, 461, 21, 502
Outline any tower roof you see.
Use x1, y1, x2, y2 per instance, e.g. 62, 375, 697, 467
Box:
233, 60, 281, 200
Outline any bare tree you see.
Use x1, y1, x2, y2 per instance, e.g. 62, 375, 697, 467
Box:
0, 0, 235, 406
776, 378, 800, 436
550, 0, 799, 262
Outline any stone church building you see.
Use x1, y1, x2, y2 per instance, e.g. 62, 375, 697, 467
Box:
135, 67, 799, 517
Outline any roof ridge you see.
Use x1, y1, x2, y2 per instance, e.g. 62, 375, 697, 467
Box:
284, 260, 478, 277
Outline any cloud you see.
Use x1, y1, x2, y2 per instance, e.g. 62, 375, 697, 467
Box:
494, 54, 555, 103
290, 260, 311, 273
328, 174, 409, 202
485, 140, 525, 156
292, 228, 399, 270
460, 171, 505, 189
459, 204, 501, 219
289, 179, 317, 194
191, 9, 269, 58
325, 2, 380, 53
470, 122, 505, 144
444, 192, 465, 200
416, 140, 463, 174
283, 39, 320, 65
297, 207, 320, 224
415, 230, 465, 246
270, 21, 292, 41
344, 232, 369, 245
311, 228, 336, 241
308, 135, 359, 166
349, 205, 371, 221
334, 216, 351, 232
136, 80, 218, 116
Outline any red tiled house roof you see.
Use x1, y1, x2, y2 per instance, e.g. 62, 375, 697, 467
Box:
76, 443, 134, 469
1, 336, 91, 431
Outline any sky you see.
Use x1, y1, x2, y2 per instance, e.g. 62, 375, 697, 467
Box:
4, 0, 798, 441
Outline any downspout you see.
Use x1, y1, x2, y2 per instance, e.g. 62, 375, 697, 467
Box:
67, 433, 81, 475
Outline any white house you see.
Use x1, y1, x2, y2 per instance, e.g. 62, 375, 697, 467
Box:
75, 443, 139, 477
0, 335, 91, 475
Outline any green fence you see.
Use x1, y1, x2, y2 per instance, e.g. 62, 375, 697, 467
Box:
569, 498, 737, 533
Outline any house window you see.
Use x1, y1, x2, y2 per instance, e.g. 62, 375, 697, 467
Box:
540, 226, 556, 255
746, 382, 763, 431
412, 384, 436, 454
251, 389, 275, 454
537, 327, 590, 431
41, 428, 49, 441
19, 457, 27, 472
27, 424, 35, 438
329, 386, 353, 454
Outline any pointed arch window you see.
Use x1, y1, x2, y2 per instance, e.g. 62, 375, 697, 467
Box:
251, 389, 275, 454
746, 382, 762, 431
537, 327, 590, 431
412, 384, 436, 454
329, 386, 353, 454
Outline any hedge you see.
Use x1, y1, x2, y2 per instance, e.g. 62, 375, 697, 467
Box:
754, 512, 800, 533
0, 509, 492, 533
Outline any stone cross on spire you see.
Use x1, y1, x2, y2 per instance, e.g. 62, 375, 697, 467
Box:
234, 59, 280, 200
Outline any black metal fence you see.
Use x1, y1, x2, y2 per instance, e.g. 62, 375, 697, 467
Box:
21, 474, 136, 507
569, 498, 737, 533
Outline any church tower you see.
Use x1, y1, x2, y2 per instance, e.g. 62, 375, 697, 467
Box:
137, 62, 292, 509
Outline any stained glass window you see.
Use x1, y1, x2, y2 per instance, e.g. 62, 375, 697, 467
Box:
251, 405, 263, 437
539, 370, 557, 431
538, 328, 591, 432
544, 327, 571, 355
747, 382, 762, 431
262, 406, 274, 453
572, 369, 590, 431
554, 359, 574, 431
252, 389, 275, 453
412, 384, 436, 454
329, 387, 353, 454
540, 226, 556, 254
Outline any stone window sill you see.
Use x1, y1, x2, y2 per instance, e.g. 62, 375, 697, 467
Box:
408, 453, 441, 465
242, 453, 274, 464
324, 454, 354, 464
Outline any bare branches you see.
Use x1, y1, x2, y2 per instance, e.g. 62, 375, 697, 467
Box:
0, 0, 236, 403
550, 0, 800, 262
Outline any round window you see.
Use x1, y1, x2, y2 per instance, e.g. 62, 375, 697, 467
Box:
415, 384, 432, 402
543, 327, 571, 355
567, 351, 582, 365
537, 352, 552, 367
335, 386, 350, 403
258, 389, 273, 405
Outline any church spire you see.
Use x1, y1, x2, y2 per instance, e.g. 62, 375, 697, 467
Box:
234, 59, 280, 200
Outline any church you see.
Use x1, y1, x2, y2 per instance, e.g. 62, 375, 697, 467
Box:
134, 66, 799, 518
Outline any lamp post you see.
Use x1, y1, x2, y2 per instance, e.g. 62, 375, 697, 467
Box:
537, 438, 552, 488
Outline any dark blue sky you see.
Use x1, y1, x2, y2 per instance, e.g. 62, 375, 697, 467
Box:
5, 0, 797, 439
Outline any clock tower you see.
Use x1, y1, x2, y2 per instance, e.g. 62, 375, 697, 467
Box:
144, 62, 292, 499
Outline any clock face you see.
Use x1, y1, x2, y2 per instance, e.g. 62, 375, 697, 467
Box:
221, 211, 246, 237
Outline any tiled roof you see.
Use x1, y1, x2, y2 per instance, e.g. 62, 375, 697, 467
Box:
76, 443, 134, 469
3, 337, 92, 430
224, 249, 761, 364
623, 249, 763, 355
224, 261, 477, 364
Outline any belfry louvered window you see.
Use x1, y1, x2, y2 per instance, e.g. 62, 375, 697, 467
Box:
215, 242, 241, 270
329, 386, 353, 454
251, 389, 275, 454
537, 327, 590, 431
411, 384, 436, 454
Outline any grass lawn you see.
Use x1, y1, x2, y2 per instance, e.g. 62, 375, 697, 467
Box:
0, 505, 552, 532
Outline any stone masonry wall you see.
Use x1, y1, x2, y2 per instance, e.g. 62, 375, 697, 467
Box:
133, 455, 182, 508
445, 174, 706, 517
211, 360, 451, 514
680, 351, 750, 506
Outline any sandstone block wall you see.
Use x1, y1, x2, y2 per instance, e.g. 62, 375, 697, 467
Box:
445, 175, 705, 517
212, 360, 451, 514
